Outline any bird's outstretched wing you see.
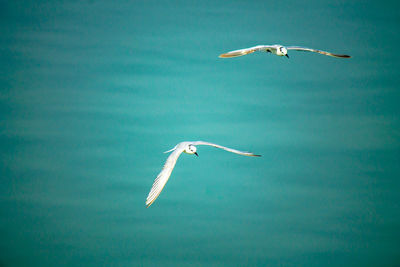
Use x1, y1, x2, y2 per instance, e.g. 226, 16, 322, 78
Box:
146, 147, 184, 207
191, 141, 261, 157
219, 45, 267, 58
286, 46, 351, 58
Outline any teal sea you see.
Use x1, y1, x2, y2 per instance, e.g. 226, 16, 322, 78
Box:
1, 1, 400, 266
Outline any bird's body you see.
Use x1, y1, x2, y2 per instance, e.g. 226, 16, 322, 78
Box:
145, 141, 260, 207
219, 44, 351, 59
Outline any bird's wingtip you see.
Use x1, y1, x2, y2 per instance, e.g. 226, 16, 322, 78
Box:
219, 52, 245, 58
334, 54, 351, 58
219, 53, 231, 58
246, 152, 261, 157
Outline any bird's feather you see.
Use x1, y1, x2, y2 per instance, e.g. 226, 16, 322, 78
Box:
146, 147, 184, 207
218, 45, 266, 58
286, 46, 351, 58
191, 141, 261, 157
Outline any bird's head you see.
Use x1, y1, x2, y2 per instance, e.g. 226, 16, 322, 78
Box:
278, 46, 289, 58
184, 144, 198, 157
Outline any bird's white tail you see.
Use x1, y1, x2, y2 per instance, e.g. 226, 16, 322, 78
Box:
164, 145, 177, 153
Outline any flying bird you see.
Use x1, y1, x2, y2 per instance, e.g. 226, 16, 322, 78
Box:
145, 141, 261, 207
219, 44, 351, 59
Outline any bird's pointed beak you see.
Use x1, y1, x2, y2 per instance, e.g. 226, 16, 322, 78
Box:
285, 54, 289, 58
194, 152, 199, 157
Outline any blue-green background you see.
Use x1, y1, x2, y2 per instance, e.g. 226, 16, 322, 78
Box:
1, 1, 400, 266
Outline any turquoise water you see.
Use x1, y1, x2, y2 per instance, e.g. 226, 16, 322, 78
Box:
1, 1, 400, 266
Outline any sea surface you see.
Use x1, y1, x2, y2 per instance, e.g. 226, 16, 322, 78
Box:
1, 1, 400, 266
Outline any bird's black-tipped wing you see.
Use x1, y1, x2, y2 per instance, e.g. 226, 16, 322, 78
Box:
286, 46, 351, 58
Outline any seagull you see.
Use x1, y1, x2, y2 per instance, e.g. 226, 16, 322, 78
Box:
219, 44, 351, 59
145, 141, 261, 207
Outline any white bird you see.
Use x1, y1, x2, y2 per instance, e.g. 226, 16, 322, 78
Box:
219, 44, 351, 59
145, 141, 261, 207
